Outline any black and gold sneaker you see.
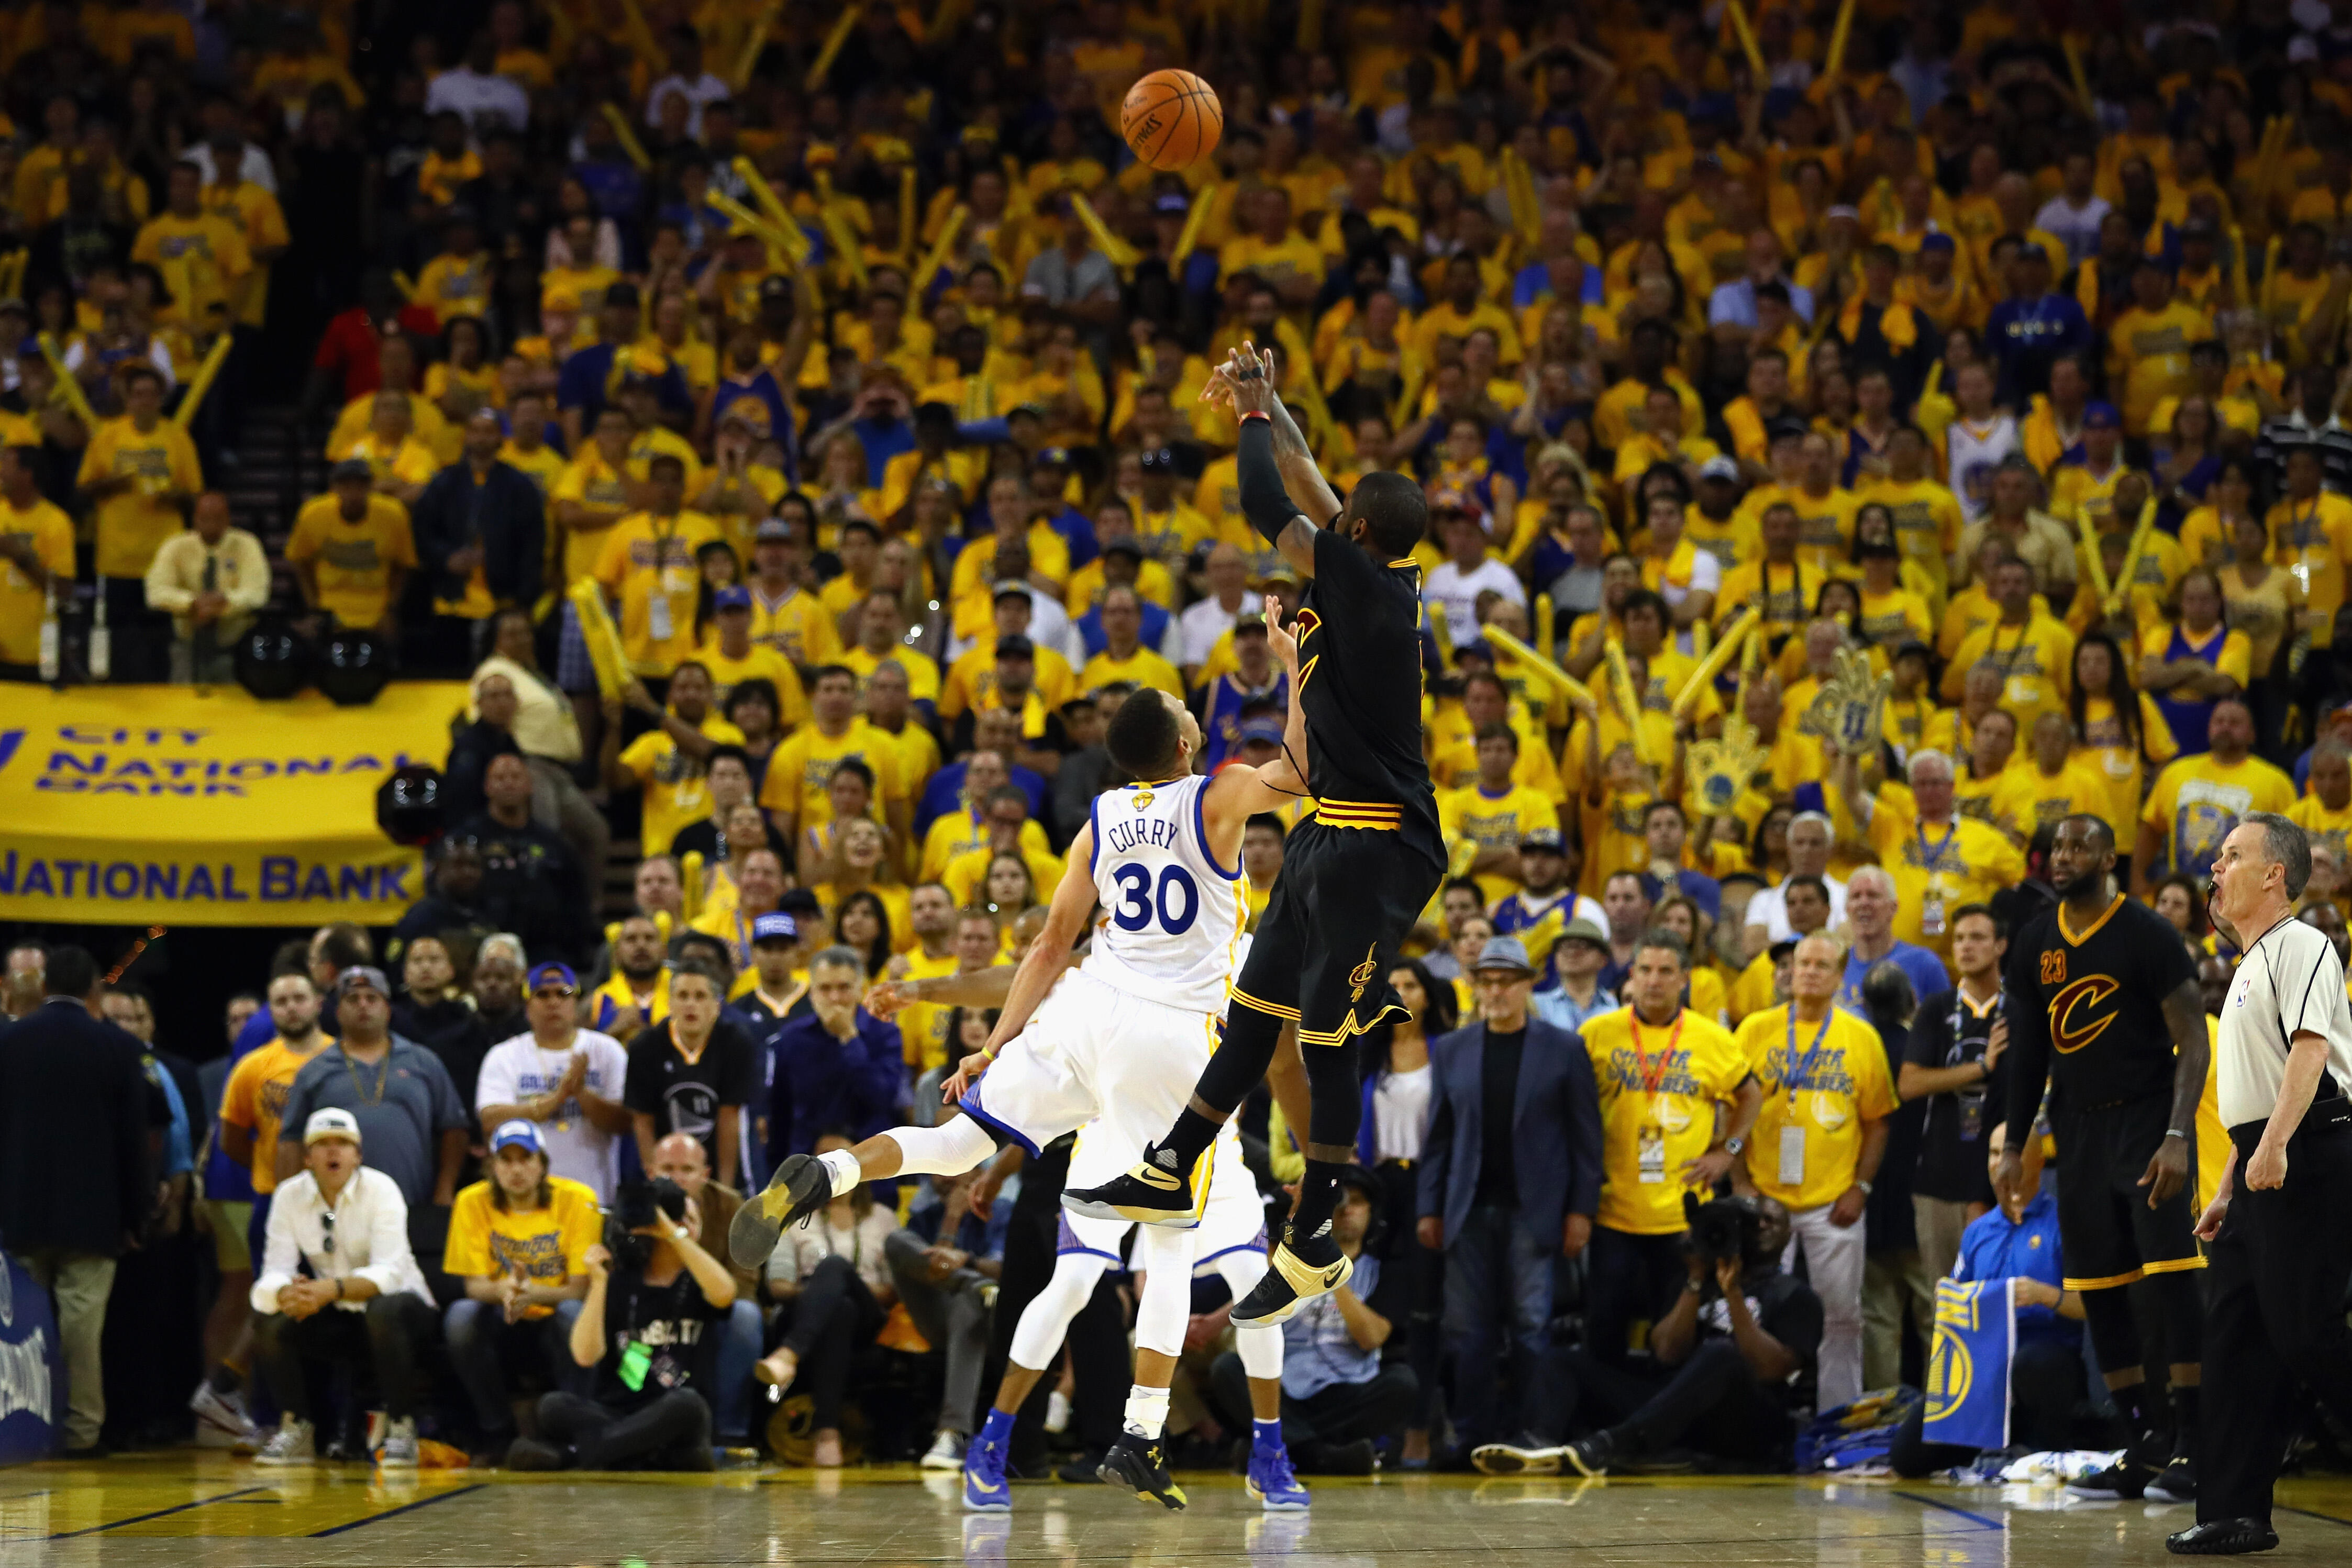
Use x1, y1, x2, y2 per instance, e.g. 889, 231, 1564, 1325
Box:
1099, 1432, 1187, 1509
1232, 1232, 1352, 1327
729, 1153, 832, 1267
1061, 1142, 1198, 1226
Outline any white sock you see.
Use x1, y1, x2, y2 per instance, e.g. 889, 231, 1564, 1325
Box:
1123, 1384, 1170, 1441
818, 1149, 862, 1197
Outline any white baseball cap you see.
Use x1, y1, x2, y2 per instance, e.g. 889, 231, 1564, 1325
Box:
304, 1108, 363, 1146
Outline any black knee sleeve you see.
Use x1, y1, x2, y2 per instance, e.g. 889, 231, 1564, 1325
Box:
2081, 1287, 2145, 1385
1303, 1040, 1362, 1148
2149, 1269, 2203, 1365
1196, 1005, 1284, 1116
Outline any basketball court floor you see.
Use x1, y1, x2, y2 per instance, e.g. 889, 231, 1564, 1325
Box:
7, 1456, 2352, 1567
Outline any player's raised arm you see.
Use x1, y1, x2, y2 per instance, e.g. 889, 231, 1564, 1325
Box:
1208, 347, 1322, 580
1204, 595, 1314, 829
978, 822, 1102, 1054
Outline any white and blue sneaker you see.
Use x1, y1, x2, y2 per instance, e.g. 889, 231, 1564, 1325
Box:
962, 1429, 1012, 1513
1247, 1440, 1311, 1511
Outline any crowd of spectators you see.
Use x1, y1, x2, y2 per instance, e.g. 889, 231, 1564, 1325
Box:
8, 0, 2352, 1487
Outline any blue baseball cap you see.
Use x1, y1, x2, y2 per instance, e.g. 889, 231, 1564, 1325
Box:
751, 911, 800, 945
490, 1119, 544, 1155
714, 585, 752, 611
527, 962, 577, 994
2083, 401, 2122, 430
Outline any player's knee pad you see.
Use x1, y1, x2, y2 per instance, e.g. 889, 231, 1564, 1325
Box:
1008, 1252, 1111, 1370
1303, 1044, 1361, 1145
1133, 1225, 1199, 1357
2080, 1285, 2145, 1381
883, 1115, 998, 1177
1197, 1006, 1284, 1115
2148, 1269, 2204, 1362
1234, 1320, 1283, 1380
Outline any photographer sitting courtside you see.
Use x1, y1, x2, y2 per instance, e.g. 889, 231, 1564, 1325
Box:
506, 1176, 738, 1472
1474, 1194, 1822, 1476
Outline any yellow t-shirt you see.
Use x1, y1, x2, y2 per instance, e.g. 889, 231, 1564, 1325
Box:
694, 640, 809, 722
1989, 757, 2119, 842
1860, 792, 2027, 953
894, 947, 969, 1073
2289, 792, 2352, 870
549, 446, 631, 586
1941, 614, 2075, 731
2265, 492, 2352, 648
758, 720, 907, 829
747, 583, 841, 669
443, 1175, 602, 1318
2106, 301, 2213, 436
2141, 751, 2299, 882
130, 209, 251, 325
1437, 783, 1561, 905
1858, 477, 1964, 594
841, 645, 942, 705
0, 496, 74, 664
218, 1036, 328, 1194
592, 509, 725, 676
1079, 646, 1185, 698
1580, 1005, 1752, 1238
619, 713, 748, 857
284, 493, 417, 626
79, 416, 205, 578
1736, 1004, 1898, 1212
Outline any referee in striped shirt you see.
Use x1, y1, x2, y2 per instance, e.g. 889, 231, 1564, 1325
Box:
2171, 813, 2352, 1555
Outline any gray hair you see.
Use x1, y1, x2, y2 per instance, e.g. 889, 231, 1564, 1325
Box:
1907, 749, 1954, 783
1847, 865, 1898, 902
478, 933, 526, 969
810, 944, 869, 979
2241, 811, 2312, 900
1632, 929, 1690, 970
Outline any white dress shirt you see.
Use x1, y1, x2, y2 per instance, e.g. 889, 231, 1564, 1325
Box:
250, 1166, 434, 1313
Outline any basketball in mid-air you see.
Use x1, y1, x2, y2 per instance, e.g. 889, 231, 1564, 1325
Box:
1121, 69, 1223, 171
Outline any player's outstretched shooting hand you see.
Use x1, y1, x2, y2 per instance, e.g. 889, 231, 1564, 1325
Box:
1262, 592, 1295, 663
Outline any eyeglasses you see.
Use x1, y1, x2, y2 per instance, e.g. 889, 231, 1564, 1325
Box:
531, 987, 578, 999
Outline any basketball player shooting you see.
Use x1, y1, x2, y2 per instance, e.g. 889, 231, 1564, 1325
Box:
1066, 343, 1442, 1328
729, 589, 1315, 1507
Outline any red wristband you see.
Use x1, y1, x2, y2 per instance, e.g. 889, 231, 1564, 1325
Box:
1240, 411, 1271, 424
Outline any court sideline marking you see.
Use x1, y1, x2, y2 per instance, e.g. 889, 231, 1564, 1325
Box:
1890, 1492, 2007, 1531
46, 1485, 273, 1538
308, 1482, 487, 1537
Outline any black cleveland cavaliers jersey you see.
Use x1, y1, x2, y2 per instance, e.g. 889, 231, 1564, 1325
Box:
2003, 894, 2197, 1114
1295, 524, 1443, 865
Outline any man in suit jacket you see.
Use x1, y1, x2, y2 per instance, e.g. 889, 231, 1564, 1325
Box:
1418, 935, 1603, 1455
0, 945, 159, 1454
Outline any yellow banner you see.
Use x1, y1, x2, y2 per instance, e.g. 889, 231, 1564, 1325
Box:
0, 683, 468, 925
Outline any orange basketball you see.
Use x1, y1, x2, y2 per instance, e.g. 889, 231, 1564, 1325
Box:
1121, 69, 1223, 171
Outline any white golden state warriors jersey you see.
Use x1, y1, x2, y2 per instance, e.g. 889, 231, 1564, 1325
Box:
1080, 774, 1249, 1014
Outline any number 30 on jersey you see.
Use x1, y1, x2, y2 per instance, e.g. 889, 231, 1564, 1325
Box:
1109, 861, 1200, 934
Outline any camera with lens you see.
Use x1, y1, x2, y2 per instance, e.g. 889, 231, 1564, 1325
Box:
604, 1176, 687, 1270
1683, 1191, 1766, 1295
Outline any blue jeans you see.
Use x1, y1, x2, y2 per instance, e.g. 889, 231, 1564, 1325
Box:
443, 1297, 583, 1436
714, 1297, 763, 1442
1443, 1205, 1556, 1447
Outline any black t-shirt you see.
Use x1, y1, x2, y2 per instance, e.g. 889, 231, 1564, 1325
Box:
670, 815, 789, 869
592, 1261, 729, 1410
1296, 525, 1443, 865
1473, 1026, 1525, 1209
1696, 1267, 1822, 1402
2004, 896, 2197, 1127
1905, 987, 2005, 1204
624, 1019, 761, 1170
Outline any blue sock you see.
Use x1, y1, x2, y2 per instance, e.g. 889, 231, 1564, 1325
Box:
979, 1407, 1016, 1447
1253, 1418, 1284, 1452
